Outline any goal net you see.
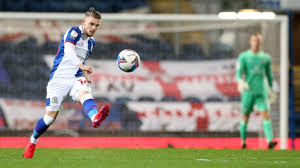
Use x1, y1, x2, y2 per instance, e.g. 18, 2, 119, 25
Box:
0, 12, 288, 149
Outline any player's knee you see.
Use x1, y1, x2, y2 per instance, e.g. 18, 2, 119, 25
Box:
46, 105, 60, 112
261, 111, 270, 120
43, 114, 56, 126
78, 91, 93, 104
78, 90, 90, 97
242, 114, 250, 122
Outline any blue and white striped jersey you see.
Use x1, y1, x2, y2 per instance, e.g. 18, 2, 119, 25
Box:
49, 25, 95, 80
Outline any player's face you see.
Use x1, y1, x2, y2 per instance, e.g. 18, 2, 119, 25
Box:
83, 16, 101, 37
250, 35, 261, 52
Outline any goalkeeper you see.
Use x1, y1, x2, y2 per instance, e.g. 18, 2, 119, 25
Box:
236, 32, 277, 149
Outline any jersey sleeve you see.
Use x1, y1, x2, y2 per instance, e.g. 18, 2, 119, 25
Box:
63, 27, 82, 66
236, 54, 245, 81
65, 27, 81, 45
265, 55, 273, 89
64, 42, 81, 66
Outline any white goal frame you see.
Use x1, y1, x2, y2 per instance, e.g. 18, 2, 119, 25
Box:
0, 12, 289, 149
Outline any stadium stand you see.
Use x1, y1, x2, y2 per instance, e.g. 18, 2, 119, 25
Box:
137, 96, 156, 102
209, 42, 234, 59
205, 96, 224, 102
1, 0, 284, 135
0, 32, 238, 101
182, 97, 202, 103
161, 96, 179, 102
115, 96, 133, 103
120, 102, 142, 131
179, 44, 205, 60
228, 96, 241, 102
94, 97, 111, 103
1, 0, 149, 13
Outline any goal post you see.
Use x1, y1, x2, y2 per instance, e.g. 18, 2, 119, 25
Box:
0, 12, 289, 149
279, 16, 289, 150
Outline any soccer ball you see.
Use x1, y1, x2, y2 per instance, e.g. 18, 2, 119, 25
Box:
117, 49, 140, 72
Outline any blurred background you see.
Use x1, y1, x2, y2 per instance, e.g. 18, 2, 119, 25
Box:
0, 0, 299, 149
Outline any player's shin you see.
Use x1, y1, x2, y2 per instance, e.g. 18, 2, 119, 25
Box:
263, 120, 273, 143
30, 114, 55, 144
80, 93, 98, 121
240, 121, 248, 145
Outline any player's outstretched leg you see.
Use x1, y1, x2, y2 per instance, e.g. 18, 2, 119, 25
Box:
92, 105, 110, 128
80, 94, 110, 128
23, 141, 36, 159
23, 114, 55, 158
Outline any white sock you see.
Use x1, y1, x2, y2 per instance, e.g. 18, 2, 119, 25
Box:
91, 114, 96, 122
30, 135, 39, 144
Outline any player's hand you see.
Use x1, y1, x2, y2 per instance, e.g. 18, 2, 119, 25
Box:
269, 90, 277, 104
237, 80, 249, 93
79, 64, 93, 74
82, 69, 92, 83
86, 76, 92, 83
86, 66, 93, 74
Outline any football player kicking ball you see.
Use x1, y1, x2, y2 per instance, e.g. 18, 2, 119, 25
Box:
23, 7, 109, 158
236, 32, 277, 149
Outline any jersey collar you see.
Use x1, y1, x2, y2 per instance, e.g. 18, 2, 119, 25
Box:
79, 25, 88, 39
249, 49, 262, 55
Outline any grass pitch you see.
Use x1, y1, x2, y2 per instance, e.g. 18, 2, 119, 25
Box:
1, 148, 300, 168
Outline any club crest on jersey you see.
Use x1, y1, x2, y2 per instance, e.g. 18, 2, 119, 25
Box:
77, 41, 84, 47
51, 97, 58, 104
70, 30, 78, 40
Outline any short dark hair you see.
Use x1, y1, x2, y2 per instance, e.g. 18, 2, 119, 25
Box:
85, 7, 101, 19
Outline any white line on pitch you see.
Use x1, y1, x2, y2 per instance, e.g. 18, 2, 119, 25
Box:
196, 159, 211, 162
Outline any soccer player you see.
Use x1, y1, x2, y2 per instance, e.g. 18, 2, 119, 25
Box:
236, 32, 277, 149
23, 7, 110, 158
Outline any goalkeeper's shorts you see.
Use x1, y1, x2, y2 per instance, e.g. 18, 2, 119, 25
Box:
241, 91, 269, 114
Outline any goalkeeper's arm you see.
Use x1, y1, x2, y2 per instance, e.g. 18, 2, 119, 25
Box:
236, 55, 248, 93
265, 56, 273, 89
265, 56, 276, 104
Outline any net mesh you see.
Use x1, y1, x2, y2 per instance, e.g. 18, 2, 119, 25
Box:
0, 14, 282, 145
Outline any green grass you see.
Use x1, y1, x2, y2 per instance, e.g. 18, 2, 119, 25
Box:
1, 148, 300, 168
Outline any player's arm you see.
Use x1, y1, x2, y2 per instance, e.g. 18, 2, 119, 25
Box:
64, 42, 81, 65
78, 63, 93, 74
79, 63, 93, 83
236, 54, 248, 93
64, 28, 93, 72
265, 56, 273, 89
236, 54, 244, 79
82, 70, 92, 83
265, 56, 276, 104
63, 28, 82, 66
64, 43, 93, 72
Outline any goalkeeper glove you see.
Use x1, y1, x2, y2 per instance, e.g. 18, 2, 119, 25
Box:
237, 80, 249, 93
269, 90, 277, 105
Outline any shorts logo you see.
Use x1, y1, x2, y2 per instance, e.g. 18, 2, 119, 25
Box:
51, 97, 58, 104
